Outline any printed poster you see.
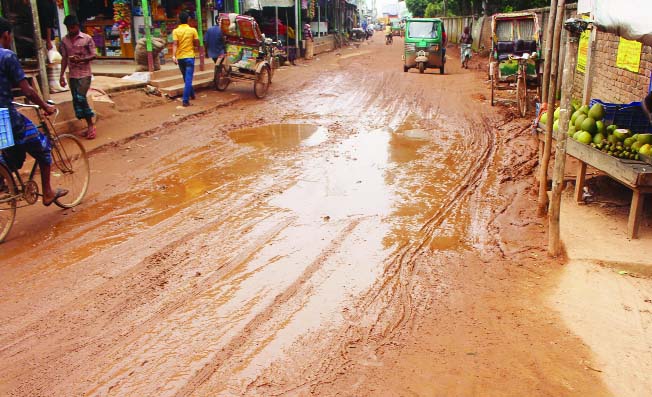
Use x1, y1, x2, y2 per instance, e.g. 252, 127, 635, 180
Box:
616, 37, 642, 73
576, 24, 590, 73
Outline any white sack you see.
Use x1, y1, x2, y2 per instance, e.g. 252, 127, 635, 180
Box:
592, 0, 652, 46
47, 48, 62, 64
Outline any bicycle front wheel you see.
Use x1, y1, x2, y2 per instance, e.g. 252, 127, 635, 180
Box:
0, 163, 17, 242
517, 73, 527, 117
50, 134, 90, 208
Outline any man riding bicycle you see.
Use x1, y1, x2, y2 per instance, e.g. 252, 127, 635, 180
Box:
385, 23, 393, 44
0, 17, 67, 206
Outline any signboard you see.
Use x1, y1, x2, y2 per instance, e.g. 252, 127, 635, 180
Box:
576, 25, 590, 72
616, 37, 642, 73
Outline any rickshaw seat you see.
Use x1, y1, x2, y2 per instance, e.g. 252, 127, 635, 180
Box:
515, 39, 537, 54
496, 41, 514, 54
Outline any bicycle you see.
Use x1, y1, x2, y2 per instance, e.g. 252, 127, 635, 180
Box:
0, 101, 90, 242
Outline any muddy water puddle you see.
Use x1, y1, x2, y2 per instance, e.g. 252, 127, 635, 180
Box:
229, 124, 328, 149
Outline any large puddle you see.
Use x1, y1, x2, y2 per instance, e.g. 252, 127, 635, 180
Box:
229, 124, 328, 149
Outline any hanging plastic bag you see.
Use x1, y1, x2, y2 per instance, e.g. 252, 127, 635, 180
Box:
47, 48, 62, 64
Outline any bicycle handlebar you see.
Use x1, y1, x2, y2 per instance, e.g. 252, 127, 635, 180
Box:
12, 101, 60, 121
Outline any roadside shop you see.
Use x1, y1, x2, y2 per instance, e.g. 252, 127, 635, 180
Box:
536, 0, 652, 252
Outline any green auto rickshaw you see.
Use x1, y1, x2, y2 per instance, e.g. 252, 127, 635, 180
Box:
403, 18, 445, 74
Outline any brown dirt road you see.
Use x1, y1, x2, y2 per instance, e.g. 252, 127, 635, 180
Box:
0, 36, 609, 396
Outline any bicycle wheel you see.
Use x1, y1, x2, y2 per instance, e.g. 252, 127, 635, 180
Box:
254, 66, 271, 99
214, 64, 230, 91
50, 134, 90, 208
517, 72, 527, 117
0, 163, 17, 242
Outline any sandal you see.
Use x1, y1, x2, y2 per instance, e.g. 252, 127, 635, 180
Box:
86, 126, 96, 140
43, 188, 68, 206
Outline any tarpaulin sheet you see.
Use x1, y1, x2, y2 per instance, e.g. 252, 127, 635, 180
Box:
244, 0, 294, 10
592, 0, 652, 46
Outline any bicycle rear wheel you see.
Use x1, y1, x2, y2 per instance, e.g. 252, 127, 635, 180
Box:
517, 73, 527, 117
50, 134, 90, 208
0, 163, 17, 242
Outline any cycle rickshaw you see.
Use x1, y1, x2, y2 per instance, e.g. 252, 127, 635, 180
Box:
213, 14, 275, 99
489, 12, 543, 117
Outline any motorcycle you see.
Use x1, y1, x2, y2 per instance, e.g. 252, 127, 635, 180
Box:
365, 26, 374, 40
461, 43, 472, 69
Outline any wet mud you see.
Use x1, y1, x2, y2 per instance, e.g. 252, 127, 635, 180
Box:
0, 37, 608, 396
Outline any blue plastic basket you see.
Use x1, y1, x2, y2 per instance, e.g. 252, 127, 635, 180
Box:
589, 99, 652, 133
0, 108, 14, 149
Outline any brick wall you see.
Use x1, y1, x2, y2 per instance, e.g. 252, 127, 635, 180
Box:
574, 30, 652, 104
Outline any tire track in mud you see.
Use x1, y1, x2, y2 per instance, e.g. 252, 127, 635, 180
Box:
173, 218, 364, 397
245, 113, 499, 395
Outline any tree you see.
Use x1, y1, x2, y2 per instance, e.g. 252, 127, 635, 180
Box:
405, 0, 431, 17
424, 2, 444, 17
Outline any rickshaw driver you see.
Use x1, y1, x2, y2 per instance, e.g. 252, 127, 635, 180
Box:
0, 17, 68, 206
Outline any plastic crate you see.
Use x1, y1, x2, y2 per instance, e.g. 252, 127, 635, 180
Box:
589, 99, 652, 133
0, 108, 14, 149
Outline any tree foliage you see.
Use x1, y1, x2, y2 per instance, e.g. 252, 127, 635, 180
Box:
408, 0, 576, 17
405, 0, 432, 17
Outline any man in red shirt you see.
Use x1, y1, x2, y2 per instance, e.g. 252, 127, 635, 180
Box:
59, 15, 97, 139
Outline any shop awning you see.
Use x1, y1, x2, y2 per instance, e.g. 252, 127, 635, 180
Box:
244, 0, 294, 10
592, 0, 652, 46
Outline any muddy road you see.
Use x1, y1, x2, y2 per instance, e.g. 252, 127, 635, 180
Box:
0, 37, 608, 396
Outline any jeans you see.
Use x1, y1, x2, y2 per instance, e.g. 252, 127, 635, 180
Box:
178, 58, 195, 104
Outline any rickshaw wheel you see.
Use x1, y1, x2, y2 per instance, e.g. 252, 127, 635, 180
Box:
517, 75, 527, 117
418, 63, 425, 74
215, 64, 230, 91
254, 65, 271, 99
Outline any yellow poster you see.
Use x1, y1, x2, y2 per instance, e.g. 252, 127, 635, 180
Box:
576, 28, 590, 73
616, 37, 642, 73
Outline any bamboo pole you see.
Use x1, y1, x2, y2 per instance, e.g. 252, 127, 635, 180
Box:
141, 0, 154, 72
549, 22, 583, 256
540, 0, 559, 103
537, 0, 566, 216
195, 0, 205, 71
29, 0, 50, 100
581, 27, 597, 105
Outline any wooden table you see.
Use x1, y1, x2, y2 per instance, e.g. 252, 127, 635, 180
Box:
538, 128, 652, 239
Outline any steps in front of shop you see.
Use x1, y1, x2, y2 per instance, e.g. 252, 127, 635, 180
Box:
149, 68, 215, 98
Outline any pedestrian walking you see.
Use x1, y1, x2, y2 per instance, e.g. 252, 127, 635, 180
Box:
59, 15, 97, 139
303, 23, 314, 60
172, 12, 199, 107
205, 15, 225, 63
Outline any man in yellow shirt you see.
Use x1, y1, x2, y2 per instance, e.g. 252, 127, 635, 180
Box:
172, 12, 199, 107
384, 23, 393, 44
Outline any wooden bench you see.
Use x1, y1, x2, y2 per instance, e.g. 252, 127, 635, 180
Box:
538, 128, 652, 239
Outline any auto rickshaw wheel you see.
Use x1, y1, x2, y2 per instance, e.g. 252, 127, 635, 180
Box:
403, 65, 408, 73
440, 65, 445, 75
490, 74, 495, 106
254, 65, 271, 99
215, 64, 230, 91
418, 62, 425, 74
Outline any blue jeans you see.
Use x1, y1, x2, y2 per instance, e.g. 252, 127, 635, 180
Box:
178, 58, 195, 104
